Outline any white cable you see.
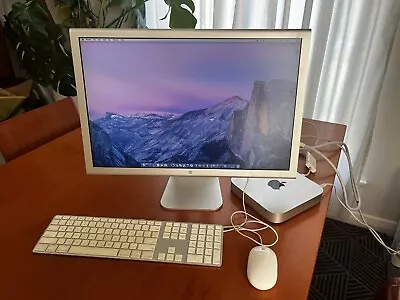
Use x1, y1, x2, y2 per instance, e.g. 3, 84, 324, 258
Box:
224, 178, 279, 247
301, 141, 400, 255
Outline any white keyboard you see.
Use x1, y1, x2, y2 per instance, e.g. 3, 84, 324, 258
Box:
33, 215, 224, 267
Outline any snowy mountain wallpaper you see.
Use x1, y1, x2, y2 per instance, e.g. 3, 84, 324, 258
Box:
80, 39, 301, 169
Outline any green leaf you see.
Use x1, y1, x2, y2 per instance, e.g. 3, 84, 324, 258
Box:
164, 0, 196, 28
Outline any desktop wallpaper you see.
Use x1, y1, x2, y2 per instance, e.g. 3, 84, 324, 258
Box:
81, 39, 301, 169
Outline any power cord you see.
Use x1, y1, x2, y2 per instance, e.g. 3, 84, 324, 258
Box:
224, 178, 279, 247
300, 141, 400, 255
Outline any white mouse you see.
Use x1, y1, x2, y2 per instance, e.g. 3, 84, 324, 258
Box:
247, 246, 278, 290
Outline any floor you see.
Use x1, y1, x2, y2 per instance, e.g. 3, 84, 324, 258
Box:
308, 218, 393, 300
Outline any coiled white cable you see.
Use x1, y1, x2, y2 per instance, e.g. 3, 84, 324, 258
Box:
224, 178, 279, 247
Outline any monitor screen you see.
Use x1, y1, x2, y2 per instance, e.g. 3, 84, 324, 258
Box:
79, 37, 302, 171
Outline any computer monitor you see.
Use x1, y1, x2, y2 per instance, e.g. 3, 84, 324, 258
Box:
70, 29, 310, 211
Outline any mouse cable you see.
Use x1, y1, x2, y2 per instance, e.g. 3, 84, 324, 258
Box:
300, 141, 400, 255
224, 178, 279, 248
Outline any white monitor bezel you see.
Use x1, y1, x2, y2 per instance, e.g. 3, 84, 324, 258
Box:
70, 29, 310, 178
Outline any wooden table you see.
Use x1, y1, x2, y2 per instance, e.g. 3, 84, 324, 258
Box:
0, 119, 345, 300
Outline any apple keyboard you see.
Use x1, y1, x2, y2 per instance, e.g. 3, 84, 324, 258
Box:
33, 215, 223, 267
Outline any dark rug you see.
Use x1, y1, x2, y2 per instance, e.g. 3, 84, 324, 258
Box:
308, 218, 390, 300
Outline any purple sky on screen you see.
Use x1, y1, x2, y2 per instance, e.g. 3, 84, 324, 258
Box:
81, 39, 301, 118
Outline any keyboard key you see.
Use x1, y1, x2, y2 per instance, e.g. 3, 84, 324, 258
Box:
59, 220, 67, 225
166, 254, 174, 261
105, 241, 113, 248
56, 245, 70, 253
190, 235, 197, 240
66, 220, 74, 226
69, 246, 118, 257
128, 236, 135, 243
187, 254, 203, 264
139, 220, 146, 225
81, 221, 88, 226
120, 230, 128, 235
57, 238, 66, 245
135, 237, 144, 243
188, 247, 195, 254
192, 224, 198, 228
172, 227, 179, 233
214, 242, 221, 249
197, 241, 204, 248
121, 242, 129, 249
65, 239, 73, 245
88, 234, 96, 240
104, 235, 112, 241
59, 226, 67, 231
197, 248, 204, 255
105, 229, 112, 235
164, 227, 171, 233
200, 225, 206, 229
205, 249, 212, 256
50, 220, 59, 225
141, 251, 154, 259
136, 231, 144, 237
47, 225, 59, 231
150, 226, 160, 231
73, 239, 82, 246
204, 256, 212, 264
199, 229, 206, 235
198, 235, 205, 241
181, 223, 187, 228
146, 220, 154, 225
97, 228, 105, 234
215, 236, 221, 243
81, 233, 89, 239
96, 234, 105, 240
118, 249, 131, 257
74, 227, 82, 232
189, 241, 196, 247
171, 233, 178, 240
89, 228, 97, 234
111, 223, 119, 229
144, 232, 151, 237
192, 228, 198, 234
180, 228, 187, 234
168, 247, 175, 253
115, 219, 123, 224
134, 225, 142, 230
56, 232, 65, 238
112, 236, 120, 242
123, 219, 131, 224
47, 244, 57, 252
113, 242, 121, 249
82, 227, 89, 233
72, 233, 81, 239
166, 222, 172, 227
88, 240, 97, 247
127, 224, 134, 230
144, 238, 157, 245
158, 253, 166, 260
206, 242, 212, 248
206, 236, 213, 242
128, 230, 135, 236
97, 241, 105, 247
120, 236, 127, 242
142, 225, 149, 231
179, 234, 186, 240
118, 223, 127, 229
155, 221, 162, 225
175, 254, 183, 262
112, 229, 121, 235
151, 232, 159, 238
81, 240, 89, 247
207, 229, 213, 235
215, 230, 222, 236
104, 223, 111, 228
129, 243, 137, 250
163, 233, 170, 239
34, 243, 48, 252
138, 244, 155, 251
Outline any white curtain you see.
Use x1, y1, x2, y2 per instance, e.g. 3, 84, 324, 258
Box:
146, 0, 400, 217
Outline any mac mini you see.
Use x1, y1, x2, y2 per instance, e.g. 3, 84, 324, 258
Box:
231, 173, 323, 223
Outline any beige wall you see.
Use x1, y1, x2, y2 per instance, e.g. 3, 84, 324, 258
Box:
347, 22, 400, 234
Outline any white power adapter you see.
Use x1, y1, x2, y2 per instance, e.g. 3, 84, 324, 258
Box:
305, 152, 317, 174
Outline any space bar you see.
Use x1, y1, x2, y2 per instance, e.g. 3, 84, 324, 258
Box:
68, 246, 118, 257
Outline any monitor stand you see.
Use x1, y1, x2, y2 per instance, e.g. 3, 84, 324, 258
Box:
160, 176, 223, 211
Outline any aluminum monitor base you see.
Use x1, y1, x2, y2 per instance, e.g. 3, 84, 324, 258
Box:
161, 176, 223, 211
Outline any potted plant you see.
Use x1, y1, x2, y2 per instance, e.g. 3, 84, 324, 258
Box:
3, 0, 196, 98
